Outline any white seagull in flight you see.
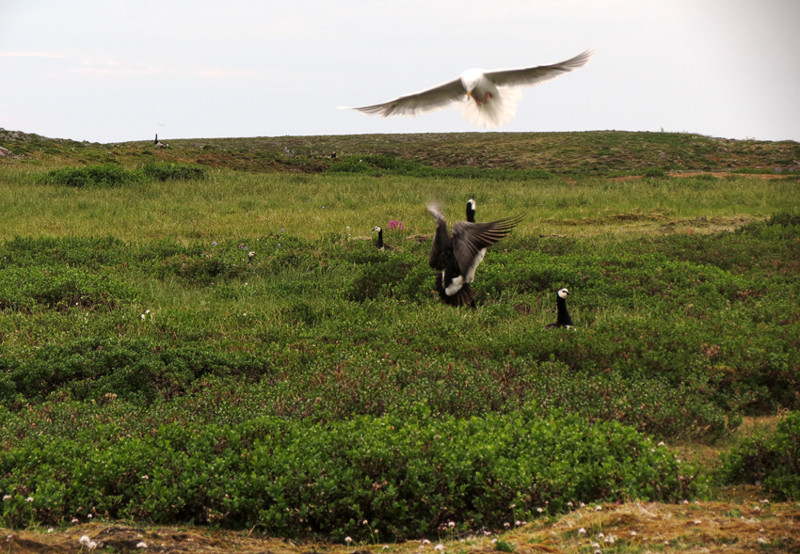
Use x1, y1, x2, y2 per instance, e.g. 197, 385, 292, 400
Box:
347, 49, 593, 128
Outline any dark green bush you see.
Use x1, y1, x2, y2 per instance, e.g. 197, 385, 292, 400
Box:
41, 164, 142, 187
718, 411, 800, 500
643, 167, 668, 178
0, 236, 128, 269
326, 155, 553, 180
0, 405, 706, 536
0, 338, 266, 405
0, 266, 134, 312
139, 161, 208, 181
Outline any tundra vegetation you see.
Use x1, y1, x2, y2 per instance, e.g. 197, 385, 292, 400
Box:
0, 129, 798, 550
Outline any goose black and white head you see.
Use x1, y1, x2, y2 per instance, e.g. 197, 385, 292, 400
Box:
428, 204, 521, 307
466, 196, 477, 223
545, 288, 574, 329
372, 225, 396, 250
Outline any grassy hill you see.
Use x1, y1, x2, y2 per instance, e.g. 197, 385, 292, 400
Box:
2, 128, 800, 175
0, 129, 798, 551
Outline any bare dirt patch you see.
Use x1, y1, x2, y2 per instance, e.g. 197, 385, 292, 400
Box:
3, 495, 799, 553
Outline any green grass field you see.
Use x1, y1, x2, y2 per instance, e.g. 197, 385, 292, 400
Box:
0, 130, 798, 543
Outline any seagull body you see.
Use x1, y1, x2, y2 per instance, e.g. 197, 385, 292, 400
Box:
428, 204, 521, 307
349, 49, 592, 128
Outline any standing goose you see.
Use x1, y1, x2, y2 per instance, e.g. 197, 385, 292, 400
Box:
428, 204, 521, 307
545, 288, 574, 329
372, 226, 396, 250
466, 196, 477, 223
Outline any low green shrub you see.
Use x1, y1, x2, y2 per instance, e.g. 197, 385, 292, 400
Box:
139, 161, 208, 181
41, 164, 142, 187
717, 411, 800, 500
0, 405, 706, 537
40, 161, 208, 188
0, 236, 129, 269
326, 155, 553, 180
0, 338, 266, 405
0, 266, 134, 312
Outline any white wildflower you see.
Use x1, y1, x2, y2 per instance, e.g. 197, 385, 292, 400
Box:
136, 541, 148, 549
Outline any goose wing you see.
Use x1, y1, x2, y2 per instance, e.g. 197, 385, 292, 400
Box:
451, 215, 521, 272
484, 49, 593, 89
427, 204, 454, 269
352, 78, 467, 118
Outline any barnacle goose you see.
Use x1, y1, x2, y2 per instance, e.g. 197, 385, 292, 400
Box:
545, 288, 574, 329
428, 204, 520, 307
466, 196, 477, 223
372, 226, 396, 250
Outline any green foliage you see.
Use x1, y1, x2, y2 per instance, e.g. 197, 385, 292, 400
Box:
643, 167, 668, 178
0, 338, 264, 405
718, 411, 800, 500
40, 161, 208, 188
327, 154, 553, 180
139, 161, 208, 181
1, 132, 799, 536
0, 405, 706, 537
41, 163, 143, 187
0, 266, 134, 312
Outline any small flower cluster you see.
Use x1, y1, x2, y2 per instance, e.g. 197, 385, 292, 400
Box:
388, 220, 404, 231
79, 535, 98, 550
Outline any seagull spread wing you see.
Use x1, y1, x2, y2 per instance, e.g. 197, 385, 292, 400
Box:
485, 49, 593, 89
352, 79, 467, 118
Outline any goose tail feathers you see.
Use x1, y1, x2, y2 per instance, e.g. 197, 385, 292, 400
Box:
435, 273, 476, 307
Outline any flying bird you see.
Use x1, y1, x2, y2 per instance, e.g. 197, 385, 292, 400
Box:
348, 49, 593, 128
428, 204, 521, 307
545, 288, 574, 329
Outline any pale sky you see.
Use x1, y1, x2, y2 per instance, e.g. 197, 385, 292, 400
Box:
1, 0, 798, 143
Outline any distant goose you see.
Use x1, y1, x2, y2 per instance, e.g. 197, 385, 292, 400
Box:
466, 196, 477, 223
154, 134, 167, 148
545, 288, 574, 329
372, 226, 396, 250
428, 204, 521, 307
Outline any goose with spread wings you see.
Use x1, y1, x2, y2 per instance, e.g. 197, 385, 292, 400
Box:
348, 49, 592, 128
428, 204, 521, 307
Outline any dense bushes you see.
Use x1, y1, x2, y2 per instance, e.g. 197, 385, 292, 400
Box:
0, 405, 705, 537
0, 211, 797, 533
40, 162, 207, 187
327, 154, 554, 180
0, 266, 134, 312
41, 163, 143, 187
718, 411, 800, 500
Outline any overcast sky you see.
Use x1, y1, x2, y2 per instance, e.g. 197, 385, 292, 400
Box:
1, 0, 798, 143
